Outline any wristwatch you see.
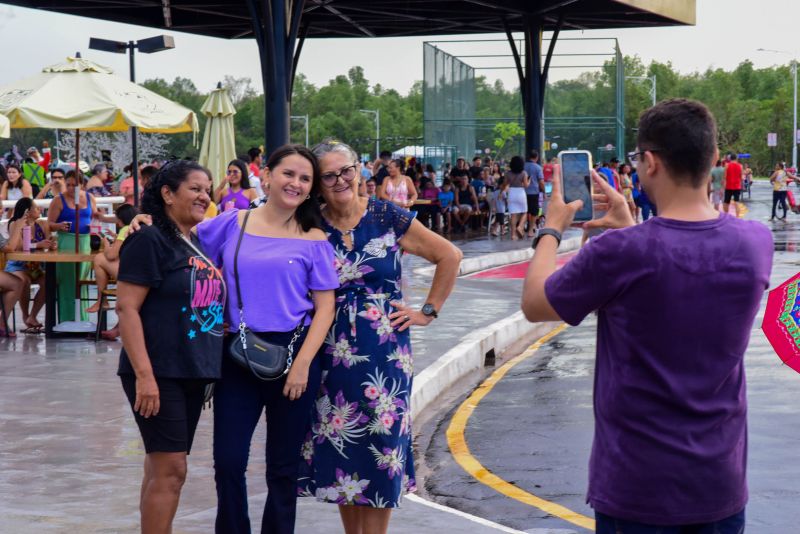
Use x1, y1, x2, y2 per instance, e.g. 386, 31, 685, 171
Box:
421, 303, 438, 319
532, 228, 562, 249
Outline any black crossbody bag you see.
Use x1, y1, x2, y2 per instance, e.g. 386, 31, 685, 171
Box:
225, 210, 306, 381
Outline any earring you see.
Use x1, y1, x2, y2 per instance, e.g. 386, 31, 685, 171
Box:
306, 195, 311, 200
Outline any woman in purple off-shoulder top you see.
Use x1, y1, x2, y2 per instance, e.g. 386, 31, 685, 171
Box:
196, 145, 339, 534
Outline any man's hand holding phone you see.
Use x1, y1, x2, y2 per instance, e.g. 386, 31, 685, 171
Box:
585, 171, 635, 231
544, 171, 585, 233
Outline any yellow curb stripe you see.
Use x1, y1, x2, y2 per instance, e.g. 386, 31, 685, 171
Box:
445, 323, 596, 531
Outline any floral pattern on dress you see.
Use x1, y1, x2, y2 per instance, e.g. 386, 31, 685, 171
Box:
299, 199, 417, 508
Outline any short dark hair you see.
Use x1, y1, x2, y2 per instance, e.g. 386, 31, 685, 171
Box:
729, 153, 738, 161
247, 147, 261, 162
472, 156, 482, 163
528, 150, 539, 161
115, 204, 138, 226
637, 98, 717, 188
379, 150, 392, 159
140, 165, 158, 181
509, 155, 524, 174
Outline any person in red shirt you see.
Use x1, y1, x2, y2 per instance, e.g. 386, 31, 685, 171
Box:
723, 153, 743, 217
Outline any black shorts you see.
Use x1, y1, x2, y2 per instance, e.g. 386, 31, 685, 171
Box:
120, 375, 208, 454
724, 189, 741, 203
526, 194, 540, 215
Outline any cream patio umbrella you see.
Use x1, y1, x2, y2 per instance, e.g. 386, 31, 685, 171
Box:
198, 82, 237, 188
0, 113, 9, 138
0, 55, 199, 328
0, 54, 199, 253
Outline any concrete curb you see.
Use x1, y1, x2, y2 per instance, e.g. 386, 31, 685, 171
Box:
411, 236, 580, 416
411, 314, 560, 418
406, 238, 576, 530
414, 236, 582, 277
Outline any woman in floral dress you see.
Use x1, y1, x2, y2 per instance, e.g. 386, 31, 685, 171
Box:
299, 140, 461, 534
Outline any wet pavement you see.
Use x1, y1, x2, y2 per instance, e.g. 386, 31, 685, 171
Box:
422, 181, 800, 533
0, 223, 541, 532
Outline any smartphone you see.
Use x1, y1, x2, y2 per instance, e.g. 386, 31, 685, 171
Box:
557, 150, 594, 222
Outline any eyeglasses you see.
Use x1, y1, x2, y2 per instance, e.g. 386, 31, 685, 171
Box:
226, 169, 241, 175
321, 164, 357, 187
628, 149, 661, 163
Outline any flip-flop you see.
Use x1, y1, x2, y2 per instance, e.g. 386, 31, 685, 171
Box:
20, 326, 42, 335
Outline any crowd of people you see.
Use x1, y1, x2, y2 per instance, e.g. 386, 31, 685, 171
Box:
2, 98, 799, 534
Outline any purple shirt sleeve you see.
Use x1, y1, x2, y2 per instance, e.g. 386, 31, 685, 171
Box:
308, 240, 340, 291
196, 209, 239, 267
544, 229, 626, 326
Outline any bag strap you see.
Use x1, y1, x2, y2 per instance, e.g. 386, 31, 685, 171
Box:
233, 209, 251, 324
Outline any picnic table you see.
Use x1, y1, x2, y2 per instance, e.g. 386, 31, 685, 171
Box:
5, 249, 98, 338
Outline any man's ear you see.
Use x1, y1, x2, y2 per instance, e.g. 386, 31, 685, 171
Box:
644, 151, 659, 180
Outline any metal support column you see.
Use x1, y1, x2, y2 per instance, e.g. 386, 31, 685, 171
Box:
128, 41, 140, 207
246, 0, 305, 156
615, 42, 626, 161
506, 15, 562, 157
523, 17, 544, 156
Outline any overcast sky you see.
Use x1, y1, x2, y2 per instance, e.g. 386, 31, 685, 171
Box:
0, 0, 798, 95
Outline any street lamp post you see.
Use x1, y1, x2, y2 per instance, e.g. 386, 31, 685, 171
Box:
793, 60, 798, 169
89, 35, 175, 206
757, 48, 798, 169
626, 75, 657, 106
359, 109, 380, 161
291, 114, 309, 146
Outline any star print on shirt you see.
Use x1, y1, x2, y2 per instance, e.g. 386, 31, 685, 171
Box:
190, 315, 196, 322
188, 329, 197, 340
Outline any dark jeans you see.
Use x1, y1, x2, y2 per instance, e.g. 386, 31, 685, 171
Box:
772, 190, 788, 219
214, 332, 322, 534
596, 509, 745, 534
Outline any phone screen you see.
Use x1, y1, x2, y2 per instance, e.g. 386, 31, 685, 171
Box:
559, 151, 593, 222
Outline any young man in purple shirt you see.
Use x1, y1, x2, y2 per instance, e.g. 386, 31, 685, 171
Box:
522, 99, 772, 533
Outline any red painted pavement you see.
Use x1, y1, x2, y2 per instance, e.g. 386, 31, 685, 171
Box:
468, 251, 578, 279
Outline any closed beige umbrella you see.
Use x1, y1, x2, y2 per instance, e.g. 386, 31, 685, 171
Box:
0, 113, 8, 138
198, 83, 237, 188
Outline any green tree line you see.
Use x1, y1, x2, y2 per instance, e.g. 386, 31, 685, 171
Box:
4, 58, 796, 175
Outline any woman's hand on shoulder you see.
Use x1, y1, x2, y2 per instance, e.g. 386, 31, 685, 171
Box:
128, 213, 154, 233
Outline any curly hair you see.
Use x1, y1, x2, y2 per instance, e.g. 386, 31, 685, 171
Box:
141, 160, 211, 242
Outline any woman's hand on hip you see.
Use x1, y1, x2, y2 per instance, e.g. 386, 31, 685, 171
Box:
134, 375, 160, 418
389, 301, 433, 332
283, 361, 310, 401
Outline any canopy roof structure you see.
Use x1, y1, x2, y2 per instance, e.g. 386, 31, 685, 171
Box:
0, 1, 695, 39
1, 0, 695, 155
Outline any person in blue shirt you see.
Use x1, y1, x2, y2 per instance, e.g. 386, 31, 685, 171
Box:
599, 162, 616, 190
632, 170, 656, 221
523, 150, 545, 236
437, 178, 455, 232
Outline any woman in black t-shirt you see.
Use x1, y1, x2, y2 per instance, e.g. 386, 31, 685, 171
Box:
117, 161, 226, 532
